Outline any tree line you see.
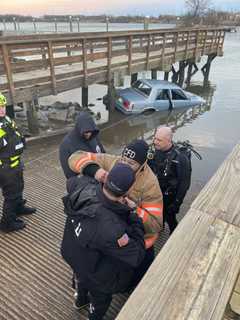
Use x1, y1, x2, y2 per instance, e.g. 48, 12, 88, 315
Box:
0, 0, 240, 27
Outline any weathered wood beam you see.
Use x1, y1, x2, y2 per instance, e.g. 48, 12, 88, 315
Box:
2, 44, 15, 104
128, 35, 132, 75
47, 41, 57, 95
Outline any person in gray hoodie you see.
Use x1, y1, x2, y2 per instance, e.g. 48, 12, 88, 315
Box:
59, 112, 105, 179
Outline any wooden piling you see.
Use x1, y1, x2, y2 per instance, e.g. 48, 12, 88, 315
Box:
82, 87, 88, 108
186, 62, 193, 85
171, 65, 178, 83
151, 69, 157, 80
178, 61, 186, 87
201, 54, 216, 85
164, 72, 169, 81
131, 73, 138, 85
6, 105, 15, 119
26, 100, 39, 135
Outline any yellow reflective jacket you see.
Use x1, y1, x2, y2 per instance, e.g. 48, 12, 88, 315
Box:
69, 151, 163, 248
0, 116, 24, 168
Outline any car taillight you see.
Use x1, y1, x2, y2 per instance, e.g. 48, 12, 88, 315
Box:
123, 100, 134, 110
123, 100, 130, 108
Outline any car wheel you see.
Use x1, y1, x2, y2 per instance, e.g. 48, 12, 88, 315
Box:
141, 109, 156, 115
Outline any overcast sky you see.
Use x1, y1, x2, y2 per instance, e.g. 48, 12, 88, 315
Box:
1, 0, 240, 16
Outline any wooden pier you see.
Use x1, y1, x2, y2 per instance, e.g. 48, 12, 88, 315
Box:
0, 27, 225, 108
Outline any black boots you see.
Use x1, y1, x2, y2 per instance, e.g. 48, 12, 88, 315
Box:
16, 205, 36, 216
0, 201, 36, 233
0, 218, 26, 233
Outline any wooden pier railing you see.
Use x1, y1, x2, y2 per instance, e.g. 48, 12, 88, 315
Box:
116, 143, 240, 320
0, 27, 225, 105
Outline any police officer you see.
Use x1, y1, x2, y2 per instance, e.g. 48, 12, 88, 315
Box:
0, 93, 36, 233
148, 126, 191, 234
61, 163, 145, 320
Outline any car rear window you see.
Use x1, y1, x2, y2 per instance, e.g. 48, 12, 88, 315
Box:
132, 80, 152, 97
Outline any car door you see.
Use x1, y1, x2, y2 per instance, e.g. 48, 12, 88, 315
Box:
170, 89, 190, 108
153, 89, 170, 110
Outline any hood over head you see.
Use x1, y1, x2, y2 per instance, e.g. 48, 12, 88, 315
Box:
75, 112, 99, 139
63, 175, 100, 218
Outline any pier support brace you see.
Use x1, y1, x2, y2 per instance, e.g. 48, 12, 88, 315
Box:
171, 65, 179, 84
26, 98, 39, 135
201, 54, 217, 85
82, 87, 89, 108
185, 61, 199, 85
178, 61, 187, 87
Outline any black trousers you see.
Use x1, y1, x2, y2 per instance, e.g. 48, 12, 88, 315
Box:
130, 246, 155, 288
0, 167, 24, 223
163, 194, 178, 234
88, 290, 112, 320
86, 247, 155, 320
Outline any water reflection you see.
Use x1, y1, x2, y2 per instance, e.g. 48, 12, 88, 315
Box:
185, 82, 216, 108
101, 100, 213, 153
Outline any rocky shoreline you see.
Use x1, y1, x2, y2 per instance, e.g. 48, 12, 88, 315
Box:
14, 100, 102, 136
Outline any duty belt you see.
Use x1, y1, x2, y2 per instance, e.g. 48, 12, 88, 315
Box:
0, 155, 21, 168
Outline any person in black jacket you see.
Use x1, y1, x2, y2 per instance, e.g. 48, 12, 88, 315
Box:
59, 112, 105, 179
61, 163, 145, 320
0, 93, 36, 233
148, 126, 191, 234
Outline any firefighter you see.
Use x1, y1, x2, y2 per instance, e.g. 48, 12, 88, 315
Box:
0, 93, 36, 233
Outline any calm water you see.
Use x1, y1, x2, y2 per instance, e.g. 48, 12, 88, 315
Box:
0, 22, 175, 34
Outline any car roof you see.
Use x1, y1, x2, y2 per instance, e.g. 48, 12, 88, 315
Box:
138, 79, 181, 90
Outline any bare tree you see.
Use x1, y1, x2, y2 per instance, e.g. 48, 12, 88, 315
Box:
185, 0, 211, 17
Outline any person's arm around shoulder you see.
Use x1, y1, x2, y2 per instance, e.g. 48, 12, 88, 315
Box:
68, 151, 118, 178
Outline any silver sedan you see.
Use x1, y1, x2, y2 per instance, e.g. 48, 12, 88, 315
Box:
115, 79, 205, 114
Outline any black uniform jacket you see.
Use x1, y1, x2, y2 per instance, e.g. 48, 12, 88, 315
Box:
61, 176, 145, 294
59, 112, 105, 179
148, 146, 191, 205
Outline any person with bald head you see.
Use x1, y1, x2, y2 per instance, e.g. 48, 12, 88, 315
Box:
148, 126, 191, 233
